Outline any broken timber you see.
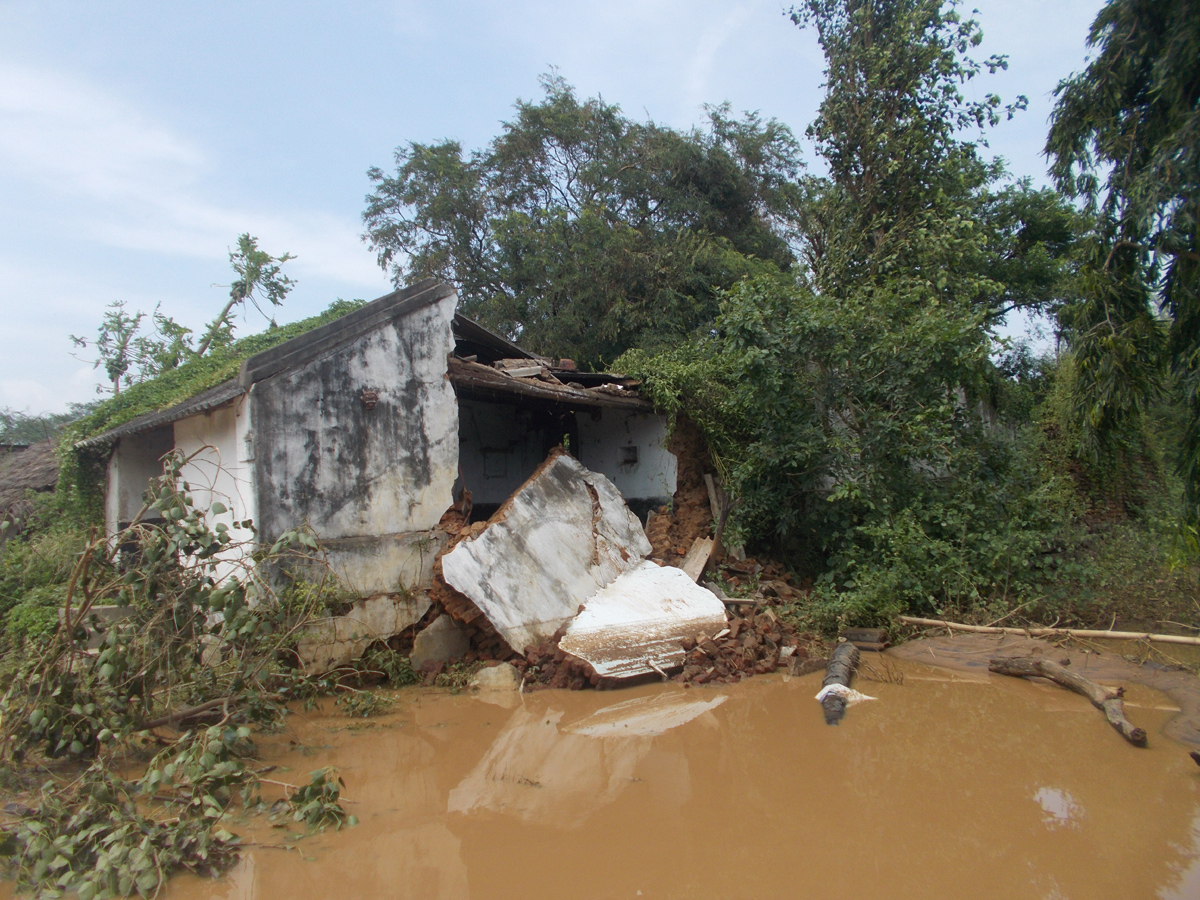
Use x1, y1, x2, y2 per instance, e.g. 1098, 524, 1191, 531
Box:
821, 642, 860, 725
989, 656, 1147, 747
899, 615, 1200, 647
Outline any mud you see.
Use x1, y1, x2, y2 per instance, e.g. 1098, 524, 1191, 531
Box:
161, 653, 1200, 900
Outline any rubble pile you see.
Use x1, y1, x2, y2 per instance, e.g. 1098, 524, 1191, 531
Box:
676, 610, 814, 685
303, 438, 826, 691
644, 418, 716, 567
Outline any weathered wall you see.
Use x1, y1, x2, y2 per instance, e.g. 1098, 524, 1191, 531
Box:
173, 395, 257, 555
251, 291, 458, 595
104, 425, 174, 537
457, 398, 561, 507
576, 408, 676, 518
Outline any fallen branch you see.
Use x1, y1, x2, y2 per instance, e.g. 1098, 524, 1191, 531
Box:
989, 656, 1147, 746
820, 642, 860, 726
898, 615, 1200, 647
142, 698, 231, 731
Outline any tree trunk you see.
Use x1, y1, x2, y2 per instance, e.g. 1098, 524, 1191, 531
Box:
821, 642, 860, 726
989, 656, 1147, 747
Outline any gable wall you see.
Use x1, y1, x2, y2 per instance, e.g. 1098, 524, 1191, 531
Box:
250, 291, 458, 594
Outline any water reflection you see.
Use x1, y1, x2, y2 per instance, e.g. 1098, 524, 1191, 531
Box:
1033, 787, 1084, 830
448, 692, 723, 824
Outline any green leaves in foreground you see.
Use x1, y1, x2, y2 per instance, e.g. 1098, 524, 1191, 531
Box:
4, 765, 238, 900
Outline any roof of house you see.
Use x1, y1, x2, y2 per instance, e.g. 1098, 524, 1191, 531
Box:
0, 439, 59, 514
76, 278, 653, 450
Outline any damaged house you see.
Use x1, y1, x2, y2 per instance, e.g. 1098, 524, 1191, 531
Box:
77, 279, 739, 680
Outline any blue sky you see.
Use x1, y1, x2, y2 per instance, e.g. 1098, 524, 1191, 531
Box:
0, 0, 1103, 414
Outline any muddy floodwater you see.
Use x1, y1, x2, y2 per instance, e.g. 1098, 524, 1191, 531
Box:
154, 652, 1200, 900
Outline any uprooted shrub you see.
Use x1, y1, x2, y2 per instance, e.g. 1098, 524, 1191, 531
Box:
0, 448, 353, 896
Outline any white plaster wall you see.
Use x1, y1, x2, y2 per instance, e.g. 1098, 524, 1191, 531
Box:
252, 291, 459, 541
173, 396, 256, 551
576, 409, 676, 503
104, 426, 174, 539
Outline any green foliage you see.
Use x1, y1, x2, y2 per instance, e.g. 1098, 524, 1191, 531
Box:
433, 661, 483, 693
622, 2, 1094, 626
363, 73, 803, 368
195, 234, 297, 357
0, 450, 326, 764
1047, 0, 1200, 515
278, 769, 353, 831
140, 725, 259, 818
361, 644, 420, 687
623, 277, 1084, 624
70, 301, 146, 397
4, 764, 239, 900
0, 516, 87, 637
0, 403, 98, 444
335, 690, 393, 718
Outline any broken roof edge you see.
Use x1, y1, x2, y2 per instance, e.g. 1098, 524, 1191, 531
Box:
447, 357, 654, 412
451, 314, 542, 363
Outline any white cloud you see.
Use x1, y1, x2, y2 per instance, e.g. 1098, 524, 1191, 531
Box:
0, 62, 384, 288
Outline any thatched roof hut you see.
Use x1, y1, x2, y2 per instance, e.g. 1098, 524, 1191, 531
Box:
0, 440, 59, 543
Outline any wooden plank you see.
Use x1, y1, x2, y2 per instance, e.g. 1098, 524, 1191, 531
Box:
680, 536, 715, 582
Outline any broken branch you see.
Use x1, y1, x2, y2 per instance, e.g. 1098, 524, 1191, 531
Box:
988, 656, 1147, 746
898, 615, 1200, 647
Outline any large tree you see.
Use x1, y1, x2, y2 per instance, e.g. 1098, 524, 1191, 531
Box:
1046, 0, 1200, 511
362, 74, 804, 367
625, 0, 1082, 617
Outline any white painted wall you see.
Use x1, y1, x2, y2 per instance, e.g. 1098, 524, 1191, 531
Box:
577, 409, 676, 504
104, 425, 173, 538
173, 395, 257, 558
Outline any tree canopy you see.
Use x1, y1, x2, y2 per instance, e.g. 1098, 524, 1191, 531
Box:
362, 74, 804, 368
1047, 0, 1200, 512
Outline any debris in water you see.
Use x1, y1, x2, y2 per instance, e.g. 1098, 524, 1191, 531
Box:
815, 683, 876, 705
821, 642, 861, 725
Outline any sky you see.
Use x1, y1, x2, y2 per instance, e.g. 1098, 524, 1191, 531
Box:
0, 0, 1105, 415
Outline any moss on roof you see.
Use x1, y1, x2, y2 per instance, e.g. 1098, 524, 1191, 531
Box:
68, 299, 367, 445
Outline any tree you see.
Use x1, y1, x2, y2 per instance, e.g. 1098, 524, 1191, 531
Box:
70, 301, 145, 395
195, 234, 296, 357
68, 235, 295, 397
1046, 0, 1200, 511
362, 74, 804, 367
624, 0, 1083, 620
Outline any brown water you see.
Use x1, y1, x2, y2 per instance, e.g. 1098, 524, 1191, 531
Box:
159, 658, 1200, 900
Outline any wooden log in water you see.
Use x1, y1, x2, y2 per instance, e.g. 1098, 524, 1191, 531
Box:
821, 642, 860, 726
989, 656, 1147, 747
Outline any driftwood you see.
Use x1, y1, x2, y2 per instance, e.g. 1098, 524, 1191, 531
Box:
899, 615, 1200, 647
989, 656, 1147, 746
821, 642, 860, 726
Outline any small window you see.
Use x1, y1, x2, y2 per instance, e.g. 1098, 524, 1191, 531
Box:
482, 449, 508, 479
619, 445, 638, 466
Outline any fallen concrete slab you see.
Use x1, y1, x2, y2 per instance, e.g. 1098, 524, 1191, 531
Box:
295, 592, 431, 675
441, 450, 651, 654
559, 561, 728, 680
